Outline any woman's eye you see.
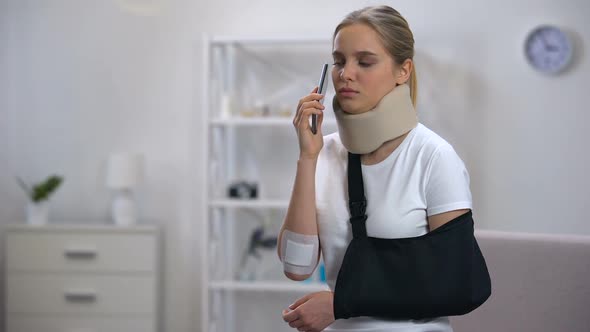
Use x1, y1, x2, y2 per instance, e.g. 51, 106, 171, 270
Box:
332, 61, 344, 67
359, 62, 373, 67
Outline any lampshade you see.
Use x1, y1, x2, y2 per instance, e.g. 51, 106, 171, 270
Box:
106, 153, 144, 189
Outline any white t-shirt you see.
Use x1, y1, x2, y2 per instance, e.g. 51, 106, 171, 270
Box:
315, 123, 472, 332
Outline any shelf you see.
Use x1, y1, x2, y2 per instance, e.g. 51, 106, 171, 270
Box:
210, 280, 329, 293
210, 117, 337, 127
203, 35, 334, 332
210, 36, 330, 45
209, 199, 289, 209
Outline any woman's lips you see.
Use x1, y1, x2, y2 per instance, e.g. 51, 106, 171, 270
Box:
338, 88, 358, 98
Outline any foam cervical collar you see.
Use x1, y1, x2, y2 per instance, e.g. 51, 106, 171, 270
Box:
332, 84, 418, 154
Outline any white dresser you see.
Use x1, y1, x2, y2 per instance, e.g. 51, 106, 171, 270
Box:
3, 224, 160, 332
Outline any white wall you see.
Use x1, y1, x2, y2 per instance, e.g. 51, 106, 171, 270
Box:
1, 1, 589, 331
192, 0, 590, 236
0, 0, 196, 331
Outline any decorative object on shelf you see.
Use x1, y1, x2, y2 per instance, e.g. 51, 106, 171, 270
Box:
318, 262, 326, 282
228, 180, 258, 199
220, 93, 235, 119
238, 101, 268, 118
301, 261, 327, 284
106, 152, 144, 226
524, 24, 574, 75
237, 224, 278, 281
16, 174, 64, 226
277, 103, 293, 117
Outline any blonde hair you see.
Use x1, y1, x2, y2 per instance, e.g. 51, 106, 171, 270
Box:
333, 5, 418, 107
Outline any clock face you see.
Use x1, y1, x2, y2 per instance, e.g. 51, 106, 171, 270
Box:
525, 25, 573, 74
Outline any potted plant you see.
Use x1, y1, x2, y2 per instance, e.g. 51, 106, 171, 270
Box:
16, 175, 63, 225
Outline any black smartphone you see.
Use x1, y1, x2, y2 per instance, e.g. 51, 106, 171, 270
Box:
312, 63, 329, 135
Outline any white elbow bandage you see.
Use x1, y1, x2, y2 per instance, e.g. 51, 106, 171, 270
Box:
280, 230, 319, 275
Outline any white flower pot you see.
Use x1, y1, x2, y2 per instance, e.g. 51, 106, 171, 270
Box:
26, 200, 49, 226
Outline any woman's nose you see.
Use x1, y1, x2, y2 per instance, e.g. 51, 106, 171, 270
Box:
339, 64, 355, 81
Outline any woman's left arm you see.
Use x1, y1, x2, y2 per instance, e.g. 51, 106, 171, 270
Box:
427, 208, 471, 231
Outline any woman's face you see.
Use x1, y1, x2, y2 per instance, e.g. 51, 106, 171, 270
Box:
331, 23, 401, 114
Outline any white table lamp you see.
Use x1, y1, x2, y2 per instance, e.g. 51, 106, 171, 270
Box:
106, 153, 144, 226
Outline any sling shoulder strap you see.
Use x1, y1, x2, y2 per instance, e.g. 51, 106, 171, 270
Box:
347, 152, 368, 238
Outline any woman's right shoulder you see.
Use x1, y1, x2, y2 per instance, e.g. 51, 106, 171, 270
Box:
319, 132, 348, 164
316, 132, 348, 184
323, 132, 342, 148
322, 132, 346, 153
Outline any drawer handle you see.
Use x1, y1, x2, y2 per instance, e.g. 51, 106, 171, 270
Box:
64, 247, 98, 259
64, 289, 98, 302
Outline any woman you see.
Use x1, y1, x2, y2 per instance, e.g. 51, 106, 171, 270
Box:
277, 5, 472, 332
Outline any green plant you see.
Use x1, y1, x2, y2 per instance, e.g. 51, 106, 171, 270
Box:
17, 175, 64, 203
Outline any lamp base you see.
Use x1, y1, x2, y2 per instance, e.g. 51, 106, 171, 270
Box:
111, 189, 137, 226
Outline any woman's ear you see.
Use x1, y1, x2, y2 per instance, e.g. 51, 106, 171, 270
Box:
395, 59, 413, 85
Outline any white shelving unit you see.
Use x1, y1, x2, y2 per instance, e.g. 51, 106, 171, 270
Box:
210, 117, 337, 127
209, 199, 289, 209
200, 35, 336, 332
210, 281, 329, 293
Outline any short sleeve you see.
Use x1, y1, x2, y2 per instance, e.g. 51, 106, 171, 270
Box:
425, 144, 473, 216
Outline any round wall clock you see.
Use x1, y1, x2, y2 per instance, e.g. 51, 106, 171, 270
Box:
524, 25, 573, 74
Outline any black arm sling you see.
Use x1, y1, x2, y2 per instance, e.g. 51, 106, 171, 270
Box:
333, 152, 491, 320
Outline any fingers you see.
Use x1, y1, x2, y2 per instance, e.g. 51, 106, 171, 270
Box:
296, 91, 324, 117
316, 109, 324, 135
288, 319, 304, 329
294, 109, 323, 132
293, 101, 325, 131
283, 311, 312, 332
282, 291, 312, 322
282, 305, 314, 332
286, 316, 308, 332
289, 292, 314, 310
295, 98, 324, 123
282, 308, 299, 323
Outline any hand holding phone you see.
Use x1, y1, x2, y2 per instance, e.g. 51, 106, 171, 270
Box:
311, 63, 329, 135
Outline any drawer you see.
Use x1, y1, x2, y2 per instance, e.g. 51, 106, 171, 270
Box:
6, 274, 154, 314
5, 231, 155, 272
6, 314, 155, 332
